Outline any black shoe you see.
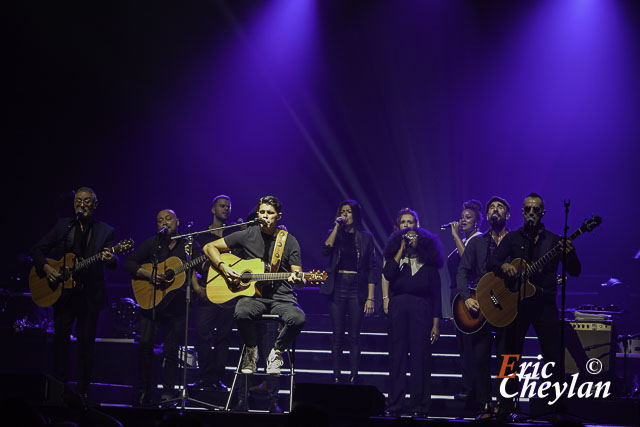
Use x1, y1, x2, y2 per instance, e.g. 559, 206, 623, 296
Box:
232, 399, 248, 412
454, 391, 469, 401
384, 410, 400, 417
189, 379, 216, 390
134, 391, 152, 407
411, 412, 429, 419
495, 400, 518, 420
475, 402, 493, 420
268, 400, 283, 413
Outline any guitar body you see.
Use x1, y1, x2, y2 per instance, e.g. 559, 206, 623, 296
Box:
206, 253, 265, 304
452, 289, 486, 334
476, 258, 537, 327
131, 256, 187, 310
28, 253, 77, 307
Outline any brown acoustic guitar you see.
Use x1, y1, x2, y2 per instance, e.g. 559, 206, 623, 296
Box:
131, 253, 211, 310
29, 239, 134, 307
476, 216, 601, 327
452, 288, 486, 334
206, 253, 327, 304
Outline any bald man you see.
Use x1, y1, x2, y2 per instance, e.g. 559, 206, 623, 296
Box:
124, 209, 200, 406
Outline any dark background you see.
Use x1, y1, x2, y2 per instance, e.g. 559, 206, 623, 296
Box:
7, 1, 640, 332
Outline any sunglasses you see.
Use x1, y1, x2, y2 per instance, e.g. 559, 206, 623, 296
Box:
523, 206, 542, 214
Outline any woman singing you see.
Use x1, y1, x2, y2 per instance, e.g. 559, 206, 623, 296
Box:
446, 199, 483, 402
320, 200, 379, 384
382, 208, 420, 315
383, 226, 443, 417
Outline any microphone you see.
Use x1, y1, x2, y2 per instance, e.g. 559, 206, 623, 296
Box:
74, 209, 85, 221
336, 217, 345, 224
440, 223, 453, 230
157, 225, 169, 235
257, 217, 268, 226
526, 217, 535, 227
490, 214, 499, 222
236, 217, 244, 224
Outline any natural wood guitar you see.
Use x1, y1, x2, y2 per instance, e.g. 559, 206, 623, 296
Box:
205, 253, 327, 304
29, 239, 134, 307
452, 289, 487, 334
131, 253, 210, 310
476, 216, 601, 327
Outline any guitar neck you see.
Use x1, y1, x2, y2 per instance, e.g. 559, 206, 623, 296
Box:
174, 254, 209, 275
69, 246, 117, 273
250, 272, 307, 281
526, 228, 584, 276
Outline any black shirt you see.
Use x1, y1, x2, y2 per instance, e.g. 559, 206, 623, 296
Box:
336, 232, 357, 271
224, 225, 302, 302
456, 231, 500, 300
490, 225, 581, 294
382, 258, 442, 317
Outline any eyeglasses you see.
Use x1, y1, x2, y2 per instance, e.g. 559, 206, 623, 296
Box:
74, 197, 94, 206
523, 206, 541, 214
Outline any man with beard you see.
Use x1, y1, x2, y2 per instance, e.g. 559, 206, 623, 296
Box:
30, 187, 117, 400
490, 193, 580, 419
456, 196, 510, 418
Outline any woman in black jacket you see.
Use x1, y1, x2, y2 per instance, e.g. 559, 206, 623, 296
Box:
320, 200, 379, 384
383, 227, 443, 417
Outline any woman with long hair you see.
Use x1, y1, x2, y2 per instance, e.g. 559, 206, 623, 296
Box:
383, 226, 443, 417
320, 200, 379, 384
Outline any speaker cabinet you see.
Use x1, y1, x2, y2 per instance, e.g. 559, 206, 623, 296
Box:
564, 321, 616, 378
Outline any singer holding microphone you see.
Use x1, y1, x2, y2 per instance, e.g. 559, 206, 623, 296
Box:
382, 226, 443, 417
124, 208, 200, 405
30, 187, 117, 401
320, 200, 379, 384
444, 199, 483, 404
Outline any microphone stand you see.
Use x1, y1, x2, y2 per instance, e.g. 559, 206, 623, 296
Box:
558, 200, 570, 410
163, 219, 254, 410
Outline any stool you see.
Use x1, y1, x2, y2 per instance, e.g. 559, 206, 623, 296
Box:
225, 314, 296, 411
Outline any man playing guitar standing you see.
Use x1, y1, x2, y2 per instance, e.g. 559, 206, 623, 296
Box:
490, 193, 581, 419
30, 187, 117, 401
456, 196, 510, 418
124, 209, 199, 405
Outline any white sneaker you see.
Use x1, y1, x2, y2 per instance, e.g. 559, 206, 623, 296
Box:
266, 348, 283, 375
241, 346, 258, 374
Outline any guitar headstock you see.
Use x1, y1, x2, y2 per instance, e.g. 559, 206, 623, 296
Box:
580, 215, 602, 233
305, 270, 327, 284
113, 239, 135, 254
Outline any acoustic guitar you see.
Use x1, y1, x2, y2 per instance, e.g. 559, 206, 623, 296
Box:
131, 254, 210, 310
452, 289, 487, 334
476, 216, 601, 327
206, 253, 327, 304
29, 239, 134, 307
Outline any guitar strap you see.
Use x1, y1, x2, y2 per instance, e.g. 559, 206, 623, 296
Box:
270, 230, 289, 273
256, 230, 288, 297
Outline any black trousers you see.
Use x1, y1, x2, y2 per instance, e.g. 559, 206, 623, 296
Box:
387, 294, 433, 413
234, 297, 305, 351
327, 273, 364, 378
451, 290, 475, 397
137, 310, 185, 396
472, 323, 506, 406
194, 300, 234, 383
53, 290, 99, 394
499, 293, 562, 406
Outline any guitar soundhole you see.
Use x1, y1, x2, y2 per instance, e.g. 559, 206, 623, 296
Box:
164, 270, 175, 282
239, 271, 252, 283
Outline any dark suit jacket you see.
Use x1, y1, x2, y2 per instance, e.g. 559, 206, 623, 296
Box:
319, 229, 380, 303
30, 217, 117, 311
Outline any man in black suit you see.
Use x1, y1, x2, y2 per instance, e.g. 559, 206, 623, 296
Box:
30, 186, 117, 399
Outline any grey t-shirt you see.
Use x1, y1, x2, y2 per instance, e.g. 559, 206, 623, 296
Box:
224, 225, 302, 302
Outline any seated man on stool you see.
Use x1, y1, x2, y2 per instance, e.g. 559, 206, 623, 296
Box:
203, 196, 305, 401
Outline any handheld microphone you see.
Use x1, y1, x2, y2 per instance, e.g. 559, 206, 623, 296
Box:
157, 225, 169, 235
336, 217, 345, 224
440, 223, 452, 230
236, 217, 244, 224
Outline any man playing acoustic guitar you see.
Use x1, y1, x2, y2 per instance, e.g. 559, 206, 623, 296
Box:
30, 186, 117, 401
455, 196, 511, 418
489, 193, 581, 419
203, 195, 305, 382
124, 209, 200, 406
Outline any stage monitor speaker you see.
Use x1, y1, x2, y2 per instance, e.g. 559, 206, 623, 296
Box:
292, 383, 385, 418
564, 321, 616, 379
0, 373, 65, 404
